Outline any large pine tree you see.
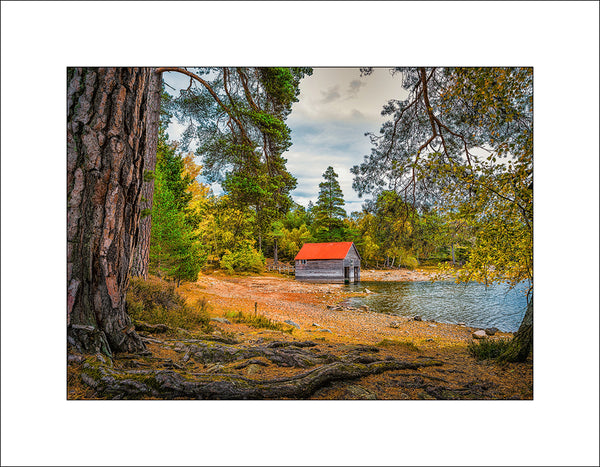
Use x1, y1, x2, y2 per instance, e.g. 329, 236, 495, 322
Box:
67, 67, 160, 355
312, 166, 347, 241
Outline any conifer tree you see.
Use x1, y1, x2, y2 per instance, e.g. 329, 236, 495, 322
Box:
312, 166, 347, 241
149, 132, 204, 285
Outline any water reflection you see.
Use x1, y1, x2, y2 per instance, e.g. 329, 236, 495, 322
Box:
344, 280, 529, 332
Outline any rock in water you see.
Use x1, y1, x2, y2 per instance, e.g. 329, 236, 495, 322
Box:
413, 316, 422, 321
485, 327, 499, 336
472, 330, 487, 339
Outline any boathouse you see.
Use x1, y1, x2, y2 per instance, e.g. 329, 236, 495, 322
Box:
294, 242, 361, 283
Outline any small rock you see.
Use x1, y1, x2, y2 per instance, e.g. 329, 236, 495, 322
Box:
359, 305, 370, 312
457, 322, 466, 326
413, 316, 422, 321
284, 319, 300, 329
389, 321, 402, 328
426, 338, 434, 342
312, 323, 321, 327
472, 330, 487, 339
364, 288, 372, 293
321, 329, 332, 333
326, 305, 335, 309
428, 324, 437, 328
211, 317, 231, 324
485, 327, 499, 336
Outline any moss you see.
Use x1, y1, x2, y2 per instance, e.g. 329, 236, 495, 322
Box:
81, 359, 106, 380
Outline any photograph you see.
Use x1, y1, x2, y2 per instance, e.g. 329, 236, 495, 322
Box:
67, 66, 533, 401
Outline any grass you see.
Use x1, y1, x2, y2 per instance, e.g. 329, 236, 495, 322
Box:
224, 310, 294, 334
376, 338, 420, 351
467, 338, 512, 361
126, 276, 212, 332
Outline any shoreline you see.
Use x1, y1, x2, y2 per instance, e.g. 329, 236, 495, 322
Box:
359, 267, 450, 282
181, 270, 513, 349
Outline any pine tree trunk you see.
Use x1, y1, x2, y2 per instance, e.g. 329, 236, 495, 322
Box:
274, 238, 278, 265
500, 296, 533, 362
67, 67, 157, 355
130, 69, 161, 278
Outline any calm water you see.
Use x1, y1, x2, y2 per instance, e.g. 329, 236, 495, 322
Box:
343, 280, 530, 332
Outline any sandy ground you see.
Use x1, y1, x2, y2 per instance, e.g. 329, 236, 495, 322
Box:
360, 267, 444, 282
179, 269, 510, 349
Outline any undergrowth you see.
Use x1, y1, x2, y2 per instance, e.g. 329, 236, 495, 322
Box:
126, 276, 212, 332
225, 310, 294, 334
467, 338, 512, 361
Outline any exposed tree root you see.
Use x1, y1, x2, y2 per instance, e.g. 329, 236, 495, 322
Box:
82, 356, 443, 400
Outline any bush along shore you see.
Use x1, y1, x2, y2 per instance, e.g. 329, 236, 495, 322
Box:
68, 272, 532, 400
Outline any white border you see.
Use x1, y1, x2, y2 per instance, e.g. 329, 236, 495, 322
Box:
1, 2, 598, 466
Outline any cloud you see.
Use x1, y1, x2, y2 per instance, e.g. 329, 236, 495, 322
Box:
320, 85, 341, 104
346, 79, 366, 98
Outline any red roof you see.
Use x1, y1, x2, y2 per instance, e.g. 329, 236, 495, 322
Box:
294, 242, 355, 260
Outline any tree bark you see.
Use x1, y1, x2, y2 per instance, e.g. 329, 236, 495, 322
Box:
273, 237, 278, 265
499, 296, 533, 362
67, 67, 158, 355
130, 69, 161, 278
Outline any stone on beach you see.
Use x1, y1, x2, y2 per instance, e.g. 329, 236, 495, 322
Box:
472, 330, 487, 339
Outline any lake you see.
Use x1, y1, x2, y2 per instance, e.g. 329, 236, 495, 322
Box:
343, 280, 530, 332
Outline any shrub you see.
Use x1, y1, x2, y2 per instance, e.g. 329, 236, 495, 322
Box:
399, 252, 419, 270
376, 339, 420, 351
467, 338, 512, 361
224, 310, 293, 333
220, 245, 265, 273
126, 276, 212, 332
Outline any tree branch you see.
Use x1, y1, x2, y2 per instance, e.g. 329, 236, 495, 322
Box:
156, 67, 251, 144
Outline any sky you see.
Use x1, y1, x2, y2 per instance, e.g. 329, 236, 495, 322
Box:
164, 67, 409, 214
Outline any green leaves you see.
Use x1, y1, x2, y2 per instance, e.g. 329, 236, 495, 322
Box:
312, 166, 348, 242
149, 133, 205, 283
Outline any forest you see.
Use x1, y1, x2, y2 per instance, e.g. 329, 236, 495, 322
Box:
66, 66, 533, 399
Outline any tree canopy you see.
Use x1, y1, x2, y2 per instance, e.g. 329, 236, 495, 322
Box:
352, 67, 533, 360
163, 67, 312, 246
312, 166, 347, 242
